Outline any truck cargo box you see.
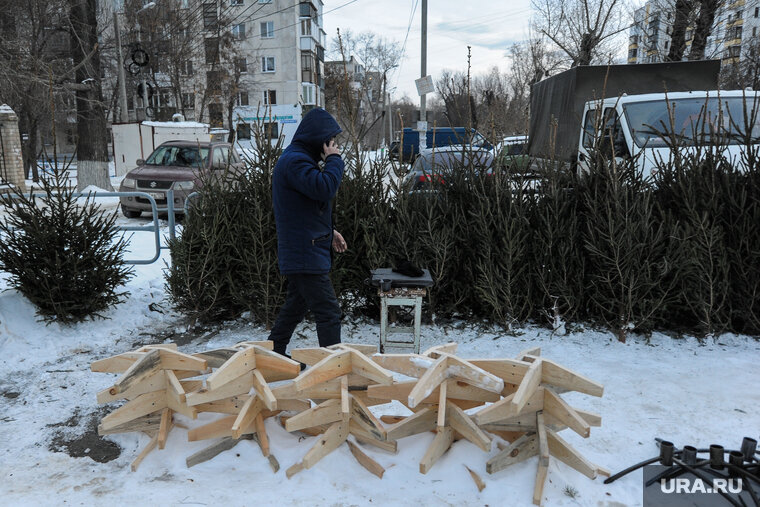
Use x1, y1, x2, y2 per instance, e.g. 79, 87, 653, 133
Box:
527, 60, 721, 162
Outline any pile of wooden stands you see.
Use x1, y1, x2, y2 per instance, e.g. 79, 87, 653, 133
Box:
92, 341, 607, 505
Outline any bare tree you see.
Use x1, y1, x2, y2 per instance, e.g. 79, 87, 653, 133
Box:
688, 0, 723, 60
531, 0, 631, 66
666, 0, 694, 61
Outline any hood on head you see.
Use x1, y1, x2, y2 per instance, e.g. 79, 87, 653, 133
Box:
291, 108, 342, 159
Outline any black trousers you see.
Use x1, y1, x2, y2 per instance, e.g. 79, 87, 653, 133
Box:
268, 273, 341, 355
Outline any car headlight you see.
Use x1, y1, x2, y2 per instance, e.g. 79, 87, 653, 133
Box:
122, 177, 136, 188
173, 181, 194, 190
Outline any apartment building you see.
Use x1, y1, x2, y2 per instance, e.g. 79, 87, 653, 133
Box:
105, 0, 326, 147
628, 0, 760, 65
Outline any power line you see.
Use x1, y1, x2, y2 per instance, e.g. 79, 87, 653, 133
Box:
392, 0, 420, 92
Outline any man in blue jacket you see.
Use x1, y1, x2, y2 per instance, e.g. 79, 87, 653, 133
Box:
268, 108, 347, 357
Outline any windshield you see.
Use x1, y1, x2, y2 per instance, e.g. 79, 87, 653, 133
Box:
623, 96, 760, 147
470, 132, 487, 147
145, 146, 210, 167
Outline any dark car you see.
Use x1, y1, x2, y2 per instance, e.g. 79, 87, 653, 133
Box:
118, 141, 244, 218
399, 146, 494, 193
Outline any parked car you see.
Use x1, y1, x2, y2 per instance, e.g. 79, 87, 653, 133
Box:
118, 140, 244, 218
399, 145, 494, 193
399, 127, 493, 162
495, 135, 531, 173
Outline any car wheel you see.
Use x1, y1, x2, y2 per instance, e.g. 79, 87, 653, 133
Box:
121, 205, 141, 218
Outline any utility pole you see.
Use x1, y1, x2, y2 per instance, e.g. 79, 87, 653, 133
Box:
418, 0, 428, 152
113, 10, 129, 123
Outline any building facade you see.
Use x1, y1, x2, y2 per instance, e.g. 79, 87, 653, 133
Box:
105, 0, 327, 147
628, 0, 760, 65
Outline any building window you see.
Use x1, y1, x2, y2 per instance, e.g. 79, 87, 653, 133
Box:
203, 1, 218, 30
263, 89, 277, 105
181, 60, 193, 76
232, 23, 246, 40
182, 93, 195, 109
263, 121, 279, 139
204, 38, 219, 64
737, 10, 743, 20
261, 56, 275, 72
302, 84, 315, 105
237, 123, 251, 140
628, 48, 638, 59
755, 6, 759, 17
230, 0, 244, 5
754, 27, 757, 37
260, 21, 274, 38
258, 0, 272, 3
301, 19, 312, 36
237, 92, 249, 106
236, 57, 247, 73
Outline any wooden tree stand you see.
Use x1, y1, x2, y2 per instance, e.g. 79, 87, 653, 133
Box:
91, 341, 607, 504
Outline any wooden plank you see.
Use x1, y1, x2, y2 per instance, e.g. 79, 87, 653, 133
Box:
97, 367, 167, 404
194, 395, 250, 415
302, 420, 349, 469
130, 433, 158, 472
276, 398, 311, 412
446, 401, 491, 452
543, 388, 590, 438
235, 340, 274, 350
517, 346, 541, 358
533, 457, 549, 506
251, 369, 276, 410
98, 414, 161, 436
347, 439, 385, 479
371, 354, 430, 378
437, 379, 448, 428
157, 408, 172, 450
165, 377, 198, 420
575, 409, 602, 427
192, 348, 237, 369
158, 349, 207, 372
285, 399, 342, 432
329, 343, 378, 355
271, 378, 341, 400
422, 342, 459, 358
253, 346, 301, 378
465, 465, 486, 492
486, 434, 539, 474
419, 426, 454, 474
286, 461, 305, 479
473, 387, 544, 426
541, 359, 604, 397
185, 437, 240, 468
348, 350, 394, 385
367, 380, 499, 404
468, 358, 531, 384
537, 412, 549, 464
444, 354, 504, 394
281, 415, 328, 437
91, 352, 144, 373
407, 355, 448, 408
386, 407, 436, 441
140, 343, 177, 351
206, 347, 256, 391
187, 415, 237, 441
350, 423, 398, 454
254, 413, 269, 457
350, 394, 387, 442
293, 350, 352, 391
546, 427, 597, 479
491, 430, 528, 443
231, 395, 264, 439
185, 372, 253, 406
350, 390, 386, 407
340, 375, 350, 414
512, 360, 542, 413
165, 370, 185, 402
113, 349, 162, 395
179, 380, 204, 393
100, 390, 168, 431
291, 348, 332, 366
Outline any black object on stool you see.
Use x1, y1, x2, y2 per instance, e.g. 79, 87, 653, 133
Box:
393, 258, 424, 278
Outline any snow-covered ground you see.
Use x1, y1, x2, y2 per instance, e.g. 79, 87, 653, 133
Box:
0, 205, 758, 506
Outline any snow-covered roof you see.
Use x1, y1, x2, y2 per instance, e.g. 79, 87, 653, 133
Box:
141, 121, 209, 129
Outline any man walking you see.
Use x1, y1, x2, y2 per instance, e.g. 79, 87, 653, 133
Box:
268, 108, 347, 357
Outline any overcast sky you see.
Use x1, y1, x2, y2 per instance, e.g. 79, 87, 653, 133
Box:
323, 0, 534, 101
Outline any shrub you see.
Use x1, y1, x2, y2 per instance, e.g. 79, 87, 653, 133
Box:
0, 168, 132, 323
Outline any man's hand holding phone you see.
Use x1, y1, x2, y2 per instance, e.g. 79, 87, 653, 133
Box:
322, 139, 340, 161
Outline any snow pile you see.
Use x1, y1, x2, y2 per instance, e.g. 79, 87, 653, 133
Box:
0, 219, 758, 506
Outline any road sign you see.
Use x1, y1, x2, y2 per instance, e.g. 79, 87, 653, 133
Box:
415, 75, 435, 96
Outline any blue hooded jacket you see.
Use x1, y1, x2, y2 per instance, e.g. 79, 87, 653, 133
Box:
273, 108, 344, 274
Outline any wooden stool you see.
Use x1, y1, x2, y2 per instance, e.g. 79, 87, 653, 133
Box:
379, 287, 427, 353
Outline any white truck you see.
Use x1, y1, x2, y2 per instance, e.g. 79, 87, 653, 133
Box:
527, 61, 760, 178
